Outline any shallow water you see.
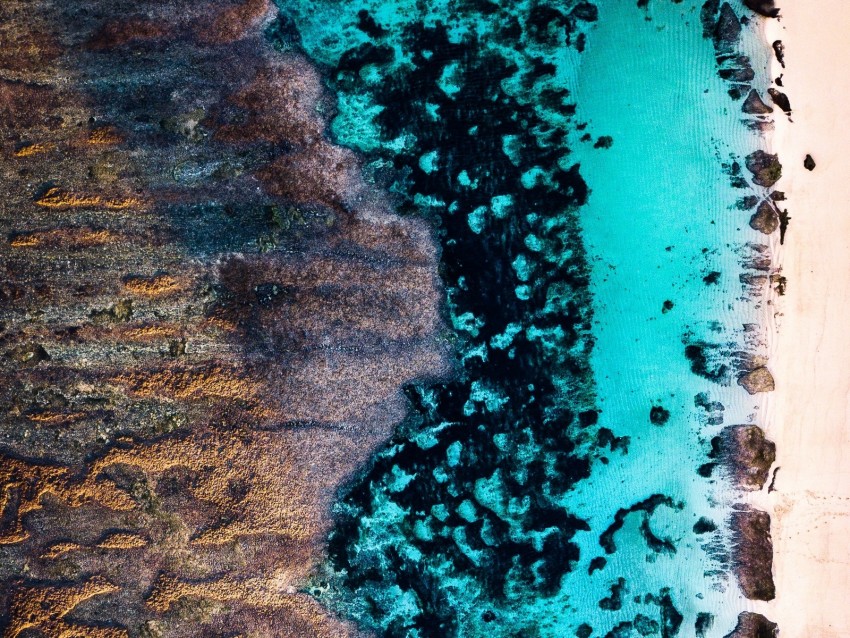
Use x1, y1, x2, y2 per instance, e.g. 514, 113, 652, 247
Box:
271, 0, 772, 635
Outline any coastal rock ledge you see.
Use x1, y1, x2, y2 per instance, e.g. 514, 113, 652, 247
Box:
731, 505, 776, 601
723, 612, 779, 638
720, 425, 777, 490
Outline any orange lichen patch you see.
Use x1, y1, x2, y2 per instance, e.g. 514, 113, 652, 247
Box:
121, 324, 183, 340
41, 542, 82, 559
9, 228, 117, 249
97, 532, 148, 549
5, 575, 127, 638
27, 411, 87, 425
145, 573, 356, 637
35, 187, 140, 211
13, 142, 53, 157
0, 459, 69, 544
86, 18, 171, 51
122, 273, 180, 297
196, 0, 272, 44
87, 127, 123, 146
0, 28, 62, 73
111, 364, 260, 403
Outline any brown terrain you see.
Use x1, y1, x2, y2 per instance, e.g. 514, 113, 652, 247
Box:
0, 1, 448, 636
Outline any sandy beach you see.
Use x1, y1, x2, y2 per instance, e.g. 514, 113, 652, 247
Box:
754, 3, 850, 636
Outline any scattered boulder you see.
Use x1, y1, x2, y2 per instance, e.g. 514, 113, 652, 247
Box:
737, 367, 775, 394
804, 154, 816, 170
749, 200, 779, 234
730, 506, 775, 600
767, 88, 791, 114
743, 0, 780, 18
778, 208, 790, 244
723, 612, 778, 638
594, 135, 613, 149
571, 2, 599, 22
772, 40, 785, 67
742, 89, 773, 115
745, 150, 782, 187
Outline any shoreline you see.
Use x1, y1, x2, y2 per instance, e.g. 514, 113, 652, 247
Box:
754, 3, 850, 636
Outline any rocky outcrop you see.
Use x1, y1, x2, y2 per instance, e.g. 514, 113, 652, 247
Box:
743, 0, 781, 18
768, 88, 792, 114
772, 40, 785, 67
738, 367, 776, 394
749, 200, 779, 234
718, 425, 776, 490
723, 612, 779, 638
714, 3, 742, 46
745, 150, 783, 187
730, 506, 775, 600
742, 89, 773, 115
804, 154, 816, 170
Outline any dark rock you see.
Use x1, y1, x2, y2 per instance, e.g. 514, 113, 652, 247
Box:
778, 208, 790, 244
767, 88, 791, 114
576, 624, 593, 638
719, 425, 776, 490
662, 299, 674, 313
730, 506, 775, 600
714, 3, 742, 45
772, 40, 785, 67
720, 66, 755, 83
723, 612, 778, 638
743, 0, 780, 18
693, 517, 717, 534
703, 270, 721, 285
775, 74, 783, 87
804, 154, 816, 170
749, 200, 779, 234
594, 135, 613, 149
701, 0, 721, 38
695, 612, 715, 638
650, 405, 670, 425
737, 367, 775, 394
737, 195, 760, 209
588, 556, 607, 574
770, 190, 786, 201
745, 150, 782, 187
742, 89, 773, 115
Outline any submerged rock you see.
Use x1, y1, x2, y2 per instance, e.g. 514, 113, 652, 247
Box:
804, 154, 816, 170
730, 506, 776, 600
749, 200, 779, 234
743, 0, 781, 18
723, 612, 779, 638
745, 150, 783, 187
737, 366, 775, 394
713, 3, 742, 46
742, 89, 773, 115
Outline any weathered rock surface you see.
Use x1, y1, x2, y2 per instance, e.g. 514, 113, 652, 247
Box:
714, 3, 742, 46
767, 88, 792, 114
772, 40, 785, 67
0, 0, 447, 636
742, 89, 773, 115
723, 612, 779, 638
730, 506, 776, 600
743, 0, 781, 18
745, 150, 783, 187
738, 366, 776, 394
749, 200, 779, 234
718, 425, 776, 490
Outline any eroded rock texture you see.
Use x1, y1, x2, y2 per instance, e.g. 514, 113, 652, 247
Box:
0, 1, 447, 636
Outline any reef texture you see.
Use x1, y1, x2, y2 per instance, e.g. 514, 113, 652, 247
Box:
0, 1, 448, 636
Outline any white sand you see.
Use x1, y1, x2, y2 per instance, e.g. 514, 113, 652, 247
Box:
752, 3, 850, 636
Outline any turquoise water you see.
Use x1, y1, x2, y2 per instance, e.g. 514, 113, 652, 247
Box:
270, 0, 772, 635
